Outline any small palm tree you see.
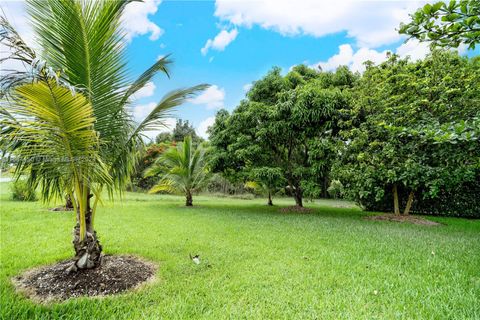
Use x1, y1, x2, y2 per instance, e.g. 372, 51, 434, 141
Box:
0, 0, 207, 271
146, 136, 209, 206
245, 167, 285, 206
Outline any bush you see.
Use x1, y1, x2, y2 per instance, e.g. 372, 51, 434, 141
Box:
327, 180, 344, 199
358, 178, 480, 219
11, 179, 37, 201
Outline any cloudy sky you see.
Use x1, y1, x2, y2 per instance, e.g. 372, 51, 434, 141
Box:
1, 0, 478, 140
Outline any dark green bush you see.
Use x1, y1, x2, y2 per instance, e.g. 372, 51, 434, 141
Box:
359, 177, 480, 219
11, 179, 37, 201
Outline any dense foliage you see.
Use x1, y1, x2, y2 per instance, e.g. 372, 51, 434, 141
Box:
399, 0, 480, 49
155, 119, 203, 145
335, 51, 480, 216
209, 66, 355, 207
10, 179, 37, 201
145, 136, 210, 206
209, 51, 479, 217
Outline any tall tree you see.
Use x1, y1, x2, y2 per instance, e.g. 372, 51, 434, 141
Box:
146, 136, 210, 206
0, 0, 207, 270
209, 66, 353, 207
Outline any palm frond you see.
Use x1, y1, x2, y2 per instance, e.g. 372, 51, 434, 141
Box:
149, 179, 176, 194
120, 55, 173, 106
5, 79, 111, 201
134, 84, 210, 134
144, 135, 210, 197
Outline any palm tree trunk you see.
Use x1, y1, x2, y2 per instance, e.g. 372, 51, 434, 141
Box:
65, 194, 74, 210
267, 191, 273, 206
71, 194, 102, 271
186, 190, 193, 206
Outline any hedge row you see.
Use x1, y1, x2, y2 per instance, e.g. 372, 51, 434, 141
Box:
360, 178, 480, 219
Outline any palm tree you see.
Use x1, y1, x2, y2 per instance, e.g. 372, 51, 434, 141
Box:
245, 167, 285, 206
0, 0, 207, 271
146, 136, 209, 206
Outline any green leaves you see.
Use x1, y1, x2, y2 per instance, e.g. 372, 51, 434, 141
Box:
399, 0, 480, 49
2, 79, 110, 201
209, 65, 354, 205
147, 136, 210, 199
336, 50, 479, 214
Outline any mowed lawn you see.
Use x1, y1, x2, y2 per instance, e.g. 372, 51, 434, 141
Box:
1, 182, 479, 319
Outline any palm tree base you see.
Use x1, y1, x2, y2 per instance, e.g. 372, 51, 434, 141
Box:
71, 224, 103, 271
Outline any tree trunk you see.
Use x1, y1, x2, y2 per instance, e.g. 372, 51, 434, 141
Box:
322, 177, 329, 198
393, 184, 400, 215
267, 191, 273, 206
65, 194, 74, 210
68, 194, 102, 272
186, 190, 193, 206
403, 191, 414, 215
294, 185, 303, 207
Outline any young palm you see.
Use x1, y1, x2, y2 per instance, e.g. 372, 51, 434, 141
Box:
146, 136, 209, 206
0, 0, 207, 270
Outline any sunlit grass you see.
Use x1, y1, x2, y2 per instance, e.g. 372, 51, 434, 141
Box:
1, 182, 479, 319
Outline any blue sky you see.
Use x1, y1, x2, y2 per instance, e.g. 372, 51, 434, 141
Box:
2, 0, 478, 139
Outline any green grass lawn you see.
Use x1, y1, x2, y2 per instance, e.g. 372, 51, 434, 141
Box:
1, 182, 479, 319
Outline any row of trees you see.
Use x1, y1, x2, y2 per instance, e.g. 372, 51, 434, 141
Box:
207, 51, 479, 216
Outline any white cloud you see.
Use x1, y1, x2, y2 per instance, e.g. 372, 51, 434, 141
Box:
121, 0, 163, 41
131, 102, 156, 123
214, 0, 425, 48
130, 102, 176, 140
396, 40, 430, 61
197, 117, 216, 139
314, 44, 388, 73
189, 85, 225, 110
157, 54, 166, 61
312, 37, 466, 73
243, 83, 252, 92
201, 29, 238, 55
131, 81, 156, 100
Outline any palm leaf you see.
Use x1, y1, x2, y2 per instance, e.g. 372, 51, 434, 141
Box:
5, 79, 111, 201
120, 55, 173, 106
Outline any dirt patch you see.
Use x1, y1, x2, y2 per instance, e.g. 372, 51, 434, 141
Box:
365, 214, 441, 226
280, 206, 313, 214
12, 255, 157, 303
50, 206, 73, 212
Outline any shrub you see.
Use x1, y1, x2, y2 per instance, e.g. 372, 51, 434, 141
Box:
11, 179, 37, 201
327, 180, 344, 199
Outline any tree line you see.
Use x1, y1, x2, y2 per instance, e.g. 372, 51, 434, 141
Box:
207, 51, 479, 217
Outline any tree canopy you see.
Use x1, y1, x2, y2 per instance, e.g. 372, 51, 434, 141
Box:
209, 65, 355, 207
334, 51, 480, 215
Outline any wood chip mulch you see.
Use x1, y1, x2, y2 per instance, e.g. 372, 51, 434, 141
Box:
365, 214, 441, 226
12, 255, 157, 303
279, 206, 314, 214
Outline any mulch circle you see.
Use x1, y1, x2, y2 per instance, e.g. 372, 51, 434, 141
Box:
365, 214, 441, 226
279, 206, 313, 214
12, 255, 157, 303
